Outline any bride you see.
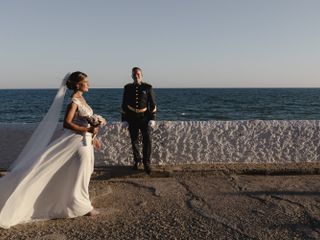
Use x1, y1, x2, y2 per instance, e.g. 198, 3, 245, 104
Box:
0, 71, 105, 229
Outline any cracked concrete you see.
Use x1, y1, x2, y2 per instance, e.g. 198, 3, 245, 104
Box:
1, 168, 320, 240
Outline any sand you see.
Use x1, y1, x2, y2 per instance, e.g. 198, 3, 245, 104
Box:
1, 164, 320, 240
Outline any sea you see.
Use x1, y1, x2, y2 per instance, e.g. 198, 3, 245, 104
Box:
0, 88, 320, 123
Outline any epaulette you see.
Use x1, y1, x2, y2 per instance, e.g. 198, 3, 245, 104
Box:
142, 82, 152, 88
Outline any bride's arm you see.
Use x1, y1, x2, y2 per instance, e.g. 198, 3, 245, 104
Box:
63, 102, 97, 134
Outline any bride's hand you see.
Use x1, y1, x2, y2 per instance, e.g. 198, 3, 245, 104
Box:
88, 126, 99, 135
93, 138, 102, 151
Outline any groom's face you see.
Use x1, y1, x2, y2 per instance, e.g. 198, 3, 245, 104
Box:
132, 69, 142, 84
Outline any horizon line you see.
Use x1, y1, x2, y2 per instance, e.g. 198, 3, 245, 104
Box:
1, 87, 320, 90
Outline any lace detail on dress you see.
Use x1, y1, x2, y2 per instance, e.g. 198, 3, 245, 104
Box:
71, 98, 94, 127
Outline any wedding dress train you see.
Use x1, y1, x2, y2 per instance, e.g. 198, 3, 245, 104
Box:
0, 77, 96, 229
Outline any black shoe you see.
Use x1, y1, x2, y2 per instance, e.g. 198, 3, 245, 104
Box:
144, 165, 151, 175
133, 162, 140, 170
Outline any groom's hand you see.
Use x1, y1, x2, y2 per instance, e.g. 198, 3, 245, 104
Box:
122, 121, 129, 129
148, 120, 156, 129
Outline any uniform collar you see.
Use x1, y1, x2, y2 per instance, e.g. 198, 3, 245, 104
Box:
134, 82, 142, 86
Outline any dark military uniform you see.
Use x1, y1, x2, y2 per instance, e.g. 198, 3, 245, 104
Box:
121, 82, 157, 167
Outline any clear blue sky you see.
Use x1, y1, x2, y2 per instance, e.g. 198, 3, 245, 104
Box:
0, 0, 319, 88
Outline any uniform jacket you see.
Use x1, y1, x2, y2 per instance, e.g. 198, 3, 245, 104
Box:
121, 82, 157, 121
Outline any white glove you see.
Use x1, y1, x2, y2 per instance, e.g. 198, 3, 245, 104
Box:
122, 121, 129, 129
148, 120, 156, 129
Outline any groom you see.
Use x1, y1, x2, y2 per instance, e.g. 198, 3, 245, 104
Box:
121, 67, 157, 174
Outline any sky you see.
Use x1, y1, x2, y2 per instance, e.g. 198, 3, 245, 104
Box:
0, 0, 319, 88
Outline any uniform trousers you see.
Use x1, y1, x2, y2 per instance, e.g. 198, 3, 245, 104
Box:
128, 113, 152, 166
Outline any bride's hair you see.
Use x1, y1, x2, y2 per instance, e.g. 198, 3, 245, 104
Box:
66, 71, 88, 90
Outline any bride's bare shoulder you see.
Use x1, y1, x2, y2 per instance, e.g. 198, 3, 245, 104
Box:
71, 97, 82, 104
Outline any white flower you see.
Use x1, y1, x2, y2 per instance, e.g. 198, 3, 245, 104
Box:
87, 114, 107, 127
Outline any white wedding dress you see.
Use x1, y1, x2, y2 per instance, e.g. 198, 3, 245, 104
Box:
0, 86, 96, 228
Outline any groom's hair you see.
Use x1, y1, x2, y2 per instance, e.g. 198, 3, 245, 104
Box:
132, 67, 142, 73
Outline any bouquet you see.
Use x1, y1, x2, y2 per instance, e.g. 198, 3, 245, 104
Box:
87, 114, 107, 127
86, 114, 107, 150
